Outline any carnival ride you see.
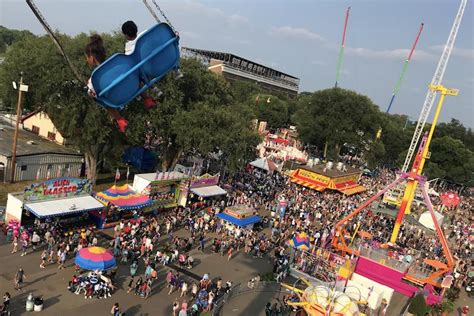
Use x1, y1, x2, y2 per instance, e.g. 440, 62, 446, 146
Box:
282, 278, 366, 316
331, 0, 466, 293
26, 0, 180, 110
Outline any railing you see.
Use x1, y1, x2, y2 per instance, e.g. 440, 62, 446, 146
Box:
212, 282, 289, 316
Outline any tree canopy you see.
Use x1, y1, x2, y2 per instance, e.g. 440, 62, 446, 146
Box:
0, 28, 260, 182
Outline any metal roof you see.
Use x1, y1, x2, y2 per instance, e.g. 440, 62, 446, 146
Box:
0, 124, 80, 158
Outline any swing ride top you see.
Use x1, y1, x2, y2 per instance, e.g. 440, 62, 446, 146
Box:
26, 0, 180, 110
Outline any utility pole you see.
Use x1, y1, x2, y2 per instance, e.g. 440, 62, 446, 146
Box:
10, 73, 28, 183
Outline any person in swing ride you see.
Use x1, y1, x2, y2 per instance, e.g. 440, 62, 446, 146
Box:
85, 35, 129, 133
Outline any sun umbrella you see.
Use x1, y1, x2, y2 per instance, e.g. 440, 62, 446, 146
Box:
440, 192, 461, 208
288, 232, 310, 250
75, 247, 116, 271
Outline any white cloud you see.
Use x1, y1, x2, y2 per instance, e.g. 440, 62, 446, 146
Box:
174, 1, 250, 27
429, 45, 474, 59
269, 26, 324, 41
180, 31, 201, 40
229, 14, 250, 26
311, 60, 326, 66
345, 47, 436, 61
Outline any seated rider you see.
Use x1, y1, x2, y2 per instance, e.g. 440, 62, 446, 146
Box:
121, 21, 159, 109
85, 35, 129, 132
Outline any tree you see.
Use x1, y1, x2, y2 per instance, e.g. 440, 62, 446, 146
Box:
379, 113, 413, 166
293, 88, 381, 159
253, 94, 289, 129
425, 136, 474, 185
123, 58, 261, 173
0, 26, 34, 55
0, 31, 126, 184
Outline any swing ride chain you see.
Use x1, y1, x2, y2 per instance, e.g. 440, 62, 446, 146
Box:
26, 0, 85, 84
150, 0, 177, 34
142, 0, 161, 23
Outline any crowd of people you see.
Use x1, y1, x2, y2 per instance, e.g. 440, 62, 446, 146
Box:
1, 161, 472, 315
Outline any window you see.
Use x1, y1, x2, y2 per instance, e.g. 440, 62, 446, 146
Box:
47, 132, 56, 141
31, 125, 40, 135
21, 165, 27, 171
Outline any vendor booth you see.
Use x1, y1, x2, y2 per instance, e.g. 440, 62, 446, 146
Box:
132, 171, 189, 209
188, 174, 227, 208
5, 177, 104, 228
95, 184, 154, 227
249, 157, 278, 173
290, 162, 366, 195
216, 204, 261, 231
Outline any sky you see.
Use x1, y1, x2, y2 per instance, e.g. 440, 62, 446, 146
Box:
1, 0, 473, 127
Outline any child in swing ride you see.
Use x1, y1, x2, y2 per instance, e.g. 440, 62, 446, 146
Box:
85, 35, 129, 133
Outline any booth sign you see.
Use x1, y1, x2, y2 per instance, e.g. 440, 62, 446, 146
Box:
190, 174, 219, 188
23, 177, 93, 202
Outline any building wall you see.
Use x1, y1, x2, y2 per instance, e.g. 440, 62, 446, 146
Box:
23, 112, 66, 145
5, 193, 23, 223
2, 153, 83, 182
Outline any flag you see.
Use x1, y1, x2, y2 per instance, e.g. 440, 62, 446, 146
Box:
255, 95, 260, 105
126, 166, 130, 180
36, 168, 40, 181
155, 169, 160, 181
46, 169, 51, 180
67, 166, 71, 177
267, 97, 271, 103
115, 168, 120, 181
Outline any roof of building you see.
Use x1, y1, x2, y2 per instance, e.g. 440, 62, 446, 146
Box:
299, 164, 361, 178
0, 123, 80, 158
181, 47, 299, 84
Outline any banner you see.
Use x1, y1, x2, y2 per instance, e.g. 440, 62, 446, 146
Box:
190, 174, 219, 188
297, 169, 330, 185
24, 177, 93, 202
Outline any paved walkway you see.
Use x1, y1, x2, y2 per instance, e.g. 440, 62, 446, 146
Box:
0, 227, 273, 315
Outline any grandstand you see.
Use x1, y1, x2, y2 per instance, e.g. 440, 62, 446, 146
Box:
181, 47, 300, 98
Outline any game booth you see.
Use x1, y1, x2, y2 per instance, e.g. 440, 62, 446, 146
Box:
187, 173, 227, 208
216, 204, 261, 233
290, 162, 366, 196
94, 184, 154, 228
132, 171, 190, 209
5, 177, 105, 229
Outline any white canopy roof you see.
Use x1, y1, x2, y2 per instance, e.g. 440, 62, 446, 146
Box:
419, 210, 444, 230
191, 185, 227, 197
250, 158, 277, 171
24, 195, 104, 219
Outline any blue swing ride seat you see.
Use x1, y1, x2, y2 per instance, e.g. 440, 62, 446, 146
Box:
91, 22, 180, 110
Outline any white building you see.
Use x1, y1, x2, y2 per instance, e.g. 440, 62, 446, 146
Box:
0, 123, 83, 182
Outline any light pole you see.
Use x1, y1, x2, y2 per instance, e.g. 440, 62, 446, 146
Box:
10, 72, 28, 183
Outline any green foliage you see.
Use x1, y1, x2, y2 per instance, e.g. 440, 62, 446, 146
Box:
408, 292, 429, 316
293, 87, 380, 159
0, 26, 34, 55
253, 94, 289, 129
425, 136, 474, 185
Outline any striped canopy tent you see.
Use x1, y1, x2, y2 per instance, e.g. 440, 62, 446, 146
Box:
95, 184, 154, 210
288, 232, 310, 251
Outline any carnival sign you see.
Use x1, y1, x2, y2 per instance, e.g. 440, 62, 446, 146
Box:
190, 174, 219, 188
24, 177, 93, 202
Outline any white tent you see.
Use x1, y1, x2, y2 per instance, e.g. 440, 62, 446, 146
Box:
249, 158, 277, 172
419, 211, 444, 230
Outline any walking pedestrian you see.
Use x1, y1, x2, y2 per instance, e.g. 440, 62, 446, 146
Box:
20, 239, 28, 257
40, 250, 47, 268
227, 247, 233, 261
11, 236, 18, 254
110, 302, 120, 316
14, 268, 26, 291
58, 249, 66, 269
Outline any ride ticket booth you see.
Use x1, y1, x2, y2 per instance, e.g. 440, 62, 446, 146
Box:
188, 174, 227, 209
5, 177, 105, 228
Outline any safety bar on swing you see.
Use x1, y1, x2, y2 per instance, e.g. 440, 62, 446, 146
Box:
97, 36, 178, 98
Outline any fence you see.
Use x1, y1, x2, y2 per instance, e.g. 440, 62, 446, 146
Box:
212, 281, 289, 316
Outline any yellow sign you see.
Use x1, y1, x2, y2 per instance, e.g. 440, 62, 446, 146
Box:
333, 174, 358, 184
297, 169, 330, 184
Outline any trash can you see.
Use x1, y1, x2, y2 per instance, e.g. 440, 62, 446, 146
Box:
33, 297, 43, 312
26, 293, 34, 312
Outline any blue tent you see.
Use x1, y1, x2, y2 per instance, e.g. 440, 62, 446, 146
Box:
217, 212, 261, 227
123, 147, 157, 171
